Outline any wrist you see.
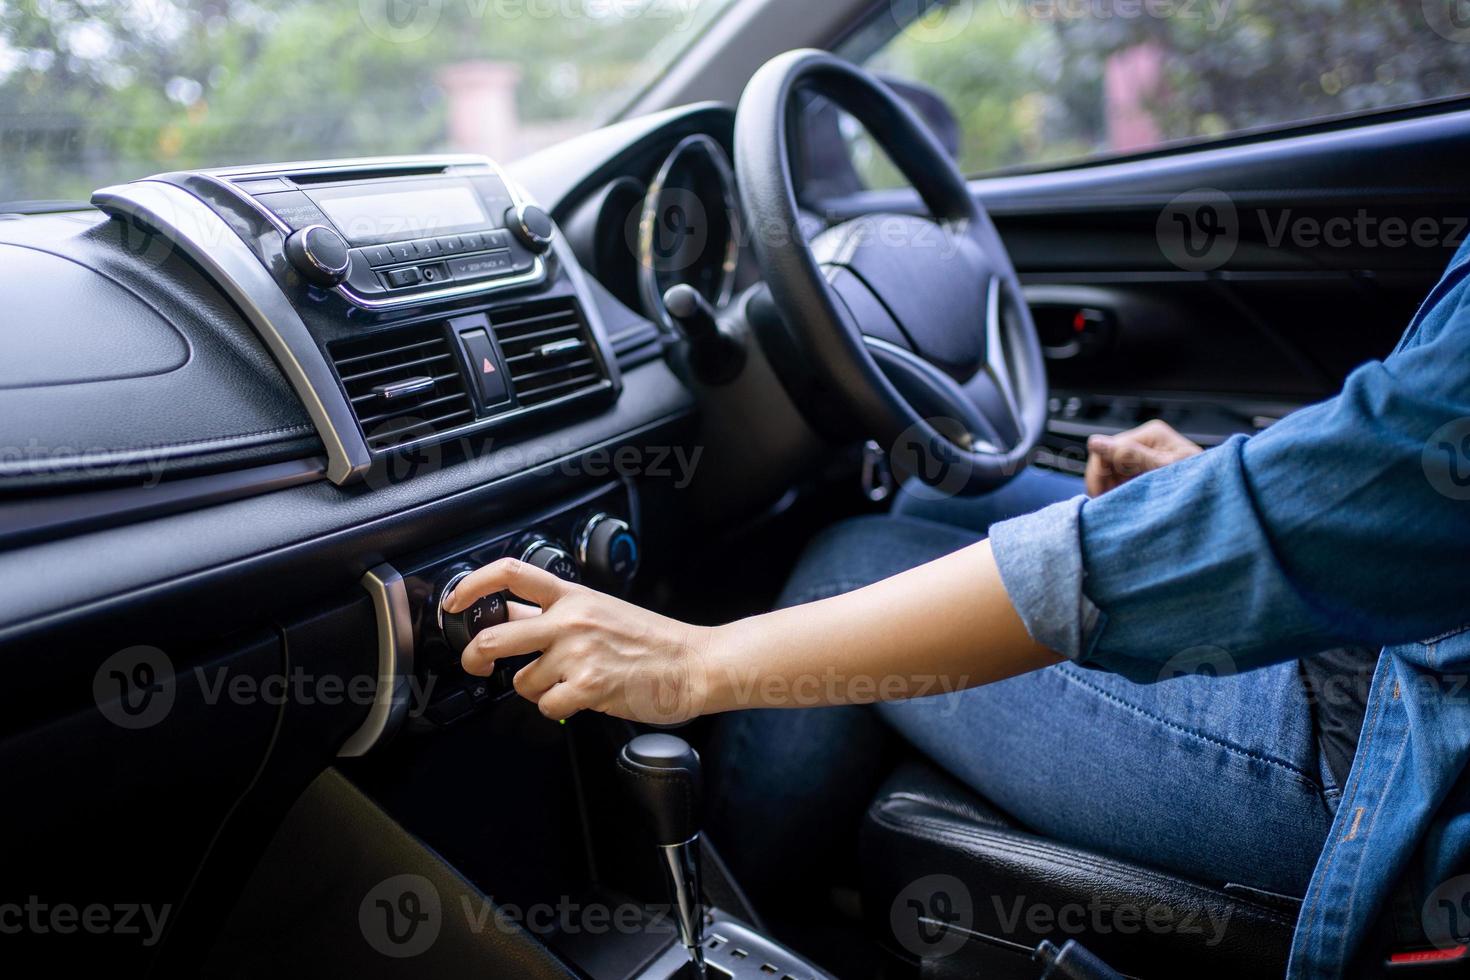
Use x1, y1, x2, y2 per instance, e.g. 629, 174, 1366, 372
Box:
688, 618, 753, 716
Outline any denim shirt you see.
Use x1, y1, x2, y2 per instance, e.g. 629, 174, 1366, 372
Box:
991, 239, 1470, 976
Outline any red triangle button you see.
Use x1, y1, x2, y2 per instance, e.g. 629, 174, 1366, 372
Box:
482, 357, 496, 374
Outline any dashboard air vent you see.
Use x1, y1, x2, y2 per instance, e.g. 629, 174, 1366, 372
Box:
491, 298, 605, 406
330, 324, 474, 452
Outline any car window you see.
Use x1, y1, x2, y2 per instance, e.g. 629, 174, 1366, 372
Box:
839, 0, 1470, 180
0, 0, 735, 205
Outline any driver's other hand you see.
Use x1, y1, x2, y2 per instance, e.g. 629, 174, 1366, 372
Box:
1085, 420, 1202, 497
441, 557, 713, 725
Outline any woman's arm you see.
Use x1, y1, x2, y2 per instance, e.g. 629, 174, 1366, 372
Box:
441, 539, 1060, 723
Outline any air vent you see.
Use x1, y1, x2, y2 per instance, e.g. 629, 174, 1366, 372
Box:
491, 298, 605, 406
329, 323, 474, 452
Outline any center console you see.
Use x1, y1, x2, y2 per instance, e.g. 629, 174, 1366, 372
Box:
92, 155, 621, 486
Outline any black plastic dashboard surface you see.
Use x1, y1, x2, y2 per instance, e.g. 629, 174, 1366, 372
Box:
0, 212, 323, 489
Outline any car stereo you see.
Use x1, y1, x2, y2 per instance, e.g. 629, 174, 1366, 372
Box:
236, 168, 552, 306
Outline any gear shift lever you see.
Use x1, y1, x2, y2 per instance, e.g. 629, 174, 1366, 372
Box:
618, 734, 706, 976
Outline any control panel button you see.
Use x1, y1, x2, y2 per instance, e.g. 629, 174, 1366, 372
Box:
456, 328, 510, 407
437, 235, 464, 254
387, 241, 416, 262
360, 244, 393, 267
448, 251, 514, 280
413, 237, 442, 258
383, 266, 422, 288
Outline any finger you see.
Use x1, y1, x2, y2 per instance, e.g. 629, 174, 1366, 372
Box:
1108, 441, 1167, 479
461, 617, 561, 675
1085, 435, 1118, 497
535, 681, 586, 722
507, 600, 542, 622
512, 654, 563, 702
444, 557, 570, 614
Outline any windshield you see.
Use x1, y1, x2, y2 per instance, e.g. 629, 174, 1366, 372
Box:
0, 0, 732, 204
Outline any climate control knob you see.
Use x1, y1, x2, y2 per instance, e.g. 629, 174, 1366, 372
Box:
522, 540, 580, 583
283, 224, 351, 287
436, 564, 508, 654
576, 514, 639, 588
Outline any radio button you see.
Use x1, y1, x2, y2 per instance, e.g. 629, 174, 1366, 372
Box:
360, 244, 393, 267
437, 235, 464, 254
383, 266, 422, 288
448, 250, 513, 280
387, 241, 416, 262
413, 238, 442, 258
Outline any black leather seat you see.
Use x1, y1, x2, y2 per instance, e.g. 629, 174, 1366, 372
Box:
861, 760, 1300, 979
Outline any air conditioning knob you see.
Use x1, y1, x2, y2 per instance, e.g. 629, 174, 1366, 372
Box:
436, 563, 508, 654
576, 514, 639, 588
283, 224, 351, 287
522, 539, 581, 584
505, 204, 555, 254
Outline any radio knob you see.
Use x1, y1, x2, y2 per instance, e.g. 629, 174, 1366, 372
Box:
284, 224, 351, 287
505, 204, 555, 254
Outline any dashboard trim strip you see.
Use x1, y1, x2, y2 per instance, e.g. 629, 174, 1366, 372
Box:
91, 178, 373, 485
341, 564, 415, 758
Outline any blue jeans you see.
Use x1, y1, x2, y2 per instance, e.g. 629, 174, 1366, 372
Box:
707, 471, 1339, 904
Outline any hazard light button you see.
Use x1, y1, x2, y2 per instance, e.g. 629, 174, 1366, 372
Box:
456, 327, 510, 408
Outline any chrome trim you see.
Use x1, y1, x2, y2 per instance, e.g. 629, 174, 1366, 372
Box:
638, 134, 742, 333
374, 376, 436, 400
520, 538, 568, 565
573, 513, 610, 567
91, 178, 373, 485
537, 338, 584, 357
658, 834, 707, 976
336, 254, 548, 310
981, 275, 1024, 437
340, 565, 415, 758
862, 335, 1002, 455
435, 568, 476, 635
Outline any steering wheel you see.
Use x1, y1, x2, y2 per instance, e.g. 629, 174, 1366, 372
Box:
734, 50, 1048, 494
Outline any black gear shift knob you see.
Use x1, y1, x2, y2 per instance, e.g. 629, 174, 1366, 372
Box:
618, 733, 707, 975
617, 733, 703, 845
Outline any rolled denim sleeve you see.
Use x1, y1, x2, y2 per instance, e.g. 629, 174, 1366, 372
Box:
988, 496, 1100, 661
993, 252, 1470, 682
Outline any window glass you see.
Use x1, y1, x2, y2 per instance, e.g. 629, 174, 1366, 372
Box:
845, 0, 1470, 178
0, 0, 735, 204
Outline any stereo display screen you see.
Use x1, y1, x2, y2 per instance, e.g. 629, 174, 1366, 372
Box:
313, 181, 490, 244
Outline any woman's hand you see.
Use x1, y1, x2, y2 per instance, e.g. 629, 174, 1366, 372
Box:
440, 537, 1060, 725
441, 558, 715, 724
1085, 420, 1202, 496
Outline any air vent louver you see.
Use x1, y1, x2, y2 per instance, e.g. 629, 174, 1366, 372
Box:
492, 298, 604, 406
330, 323, 474, 452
